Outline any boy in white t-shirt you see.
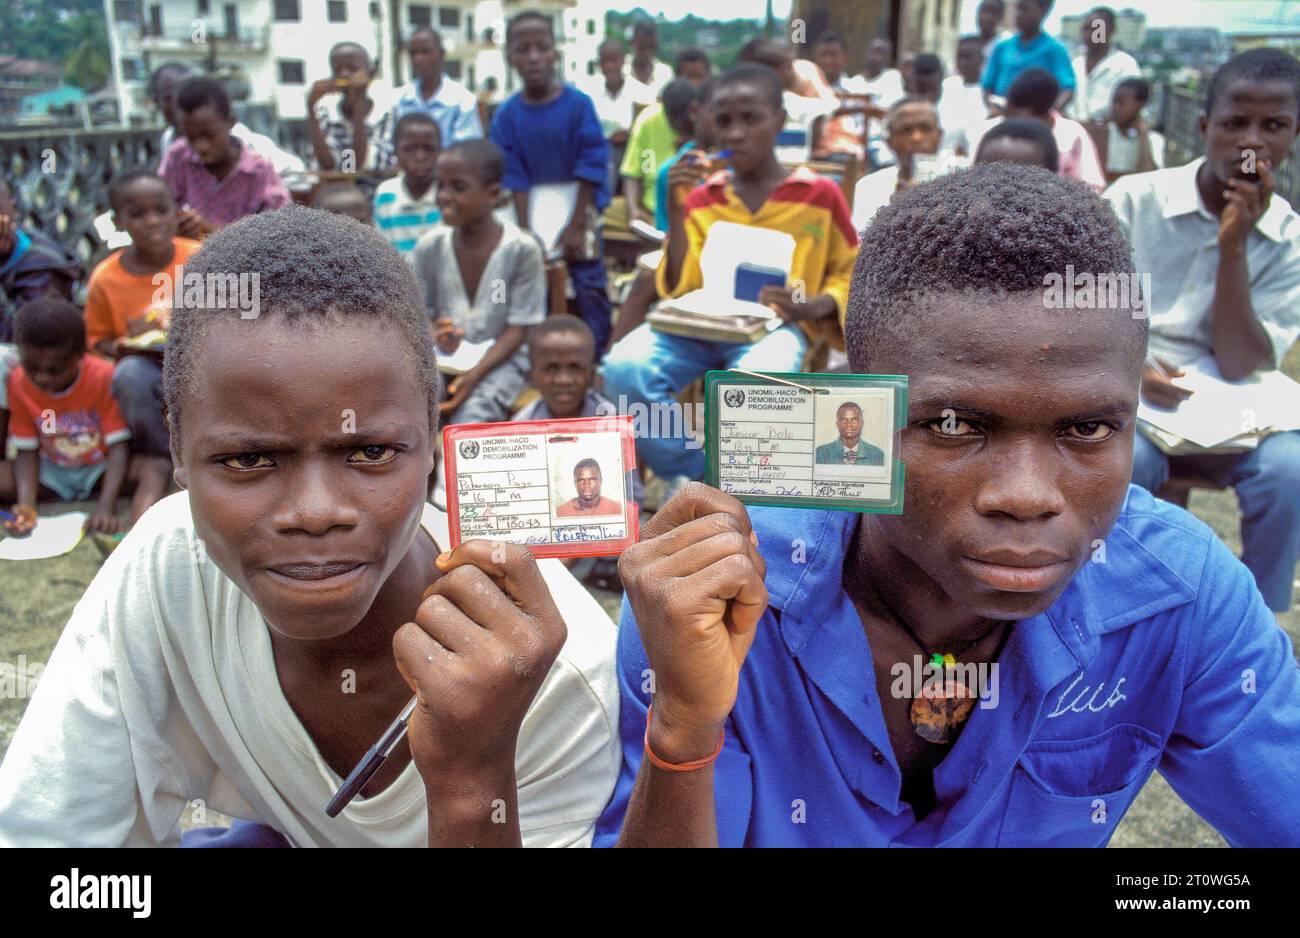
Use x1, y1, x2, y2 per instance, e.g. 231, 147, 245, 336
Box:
0, 206, 620, 847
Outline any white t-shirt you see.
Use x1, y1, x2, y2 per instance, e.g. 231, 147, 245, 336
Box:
0, 493, 620, 847
938, 75, 989, 153
852, 166, 900, 234
1068, 49, 1141, 123
583, 75, 654, 136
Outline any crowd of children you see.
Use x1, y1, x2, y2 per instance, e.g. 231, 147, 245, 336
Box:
0, 4, 1299, 849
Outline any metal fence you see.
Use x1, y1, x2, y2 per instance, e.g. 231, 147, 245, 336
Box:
1158, 83, 1300, 207
0, 125, 166, 269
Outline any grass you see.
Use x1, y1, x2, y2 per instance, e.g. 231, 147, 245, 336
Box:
2, 344, 1297, 845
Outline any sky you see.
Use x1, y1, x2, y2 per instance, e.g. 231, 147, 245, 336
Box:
606, 0, 1299, 34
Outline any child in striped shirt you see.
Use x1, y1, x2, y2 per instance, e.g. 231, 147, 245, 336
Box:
373, 112, 442, 255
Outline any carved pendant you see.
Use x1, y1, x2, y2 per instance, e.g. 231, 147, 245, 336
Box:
910, 672, 975, 744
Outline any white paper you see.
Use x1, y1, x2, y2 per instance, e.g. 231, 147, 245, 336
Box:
517, 182, 579, 258
0, 511, 88, 561
1137, 355, 1300, 449
436, 339, 493, 375
665, 222, 795, 319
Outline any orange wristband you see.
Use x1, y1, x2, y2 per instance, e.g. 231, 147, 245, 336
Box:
643, 705, 724, 772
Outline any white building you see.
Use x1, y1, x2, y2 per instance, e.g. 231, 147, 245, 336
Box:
106, 0, 606, 126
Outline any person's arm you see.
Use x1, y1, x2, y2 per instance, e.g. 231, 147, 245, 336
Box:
306, 81, 338, 169
440, 325, 526, 415
9, 448, 38, 532
658, 155, 712, 296
1210, 160, 1279, 380
491, 108, 531, 230
612, 484, 768, 847
1052, 44, 1075, 113
345, 79, 371, 170
458, 95, 485, 143
558, 180, 595, 261
392, 540, 569, 847
1157, 534, 1300, 845
1134, 120, 1156, 174
86, 440, 128, 534
623, 176, 649, 223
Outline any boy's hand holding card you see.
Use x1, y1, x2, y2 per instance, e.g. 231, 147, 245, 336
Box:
393, 540, 566, 814
444, 415, 639, 559
705, 370, 907, 513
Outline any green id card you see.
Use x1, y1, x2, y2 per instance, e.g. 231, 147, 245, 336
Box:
704, 370, 908, 513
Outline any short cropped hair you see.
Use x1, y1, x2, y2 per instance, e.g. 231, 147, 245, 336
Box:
573, 457, 601, 477
1007, 67, 1059, 115
1115, 77, 1150, 104
108, 167, 172, 211
845, 163, 1140, 370
408, 26, 443, 50
330, 41, 372, 69
913, 53, 944, 78
1087, 6, 1116, 28
14, 296, 85, 353
662, 78, 698, 133
977, 117, 1060, 171
816, 32, 846, 50
443, 138, 504, 185
148, 62, 191, 97
506, 11, 553, 46
1205, 48, 1300, 118
393, 110, 441, 148
714, 63, 783, 112
163, 206, 438, 448
529, 313, 594, 358
176, 76, 232, 120
675, 48, 711, 74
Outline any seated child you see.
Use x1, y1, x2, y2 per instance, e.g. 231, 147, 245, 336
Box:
158, 77, 291, 239
851, 97, 943, 233
0, 179, 82, 344
512, 314, 614, 422
312, 181, 374, 225
410, 139, 545, 424
1089, 77, 1165, 184
1110, 48, 1300, 613
86, 169, 201, 466
374, 112, 442, 255
0, 206, 619, 847
603, 64, 858, 487
491, 12, 613, 352
597, 163, 1300, 848
1, 298, 169, 534
974, 117, 1060, 171
307, 41, 398, 174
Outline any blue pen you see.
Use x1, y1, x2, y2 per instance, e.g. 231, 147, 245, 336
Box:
0, 508, 16, 522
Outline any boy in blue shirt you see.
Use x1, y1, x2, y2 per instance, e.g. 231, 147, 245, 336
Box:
982, 0, 1074, 111
490, 12, 612, 353
596, 163, 1300, 847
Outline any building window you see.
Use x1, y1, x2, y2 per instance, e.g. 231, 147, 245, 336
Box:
327, 0, 346, 22
439, 7, 460, 29
147, 4, 162, 35
273, 0, 300, 22
466, 13, 474, 41
278, 59, 305, 84
122, 58, 141, 81
113, 0, 140, 23
444, 59, 462, 80
587, 19, 596, 36
587, 61, 595, 76
370, 2, 379, 18
409, 5, 431, 28
197, 0, 210, 13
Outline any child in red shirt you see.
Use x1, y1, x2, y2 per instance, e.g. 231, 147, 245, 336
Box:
1, 298, 171, 535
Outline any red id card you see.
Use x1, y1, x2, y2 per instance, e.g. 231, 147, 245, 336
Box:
443, 415, 639, 559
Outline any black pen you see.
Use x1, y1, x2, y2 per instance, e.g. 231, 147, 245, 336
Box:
325, 696, 417, 818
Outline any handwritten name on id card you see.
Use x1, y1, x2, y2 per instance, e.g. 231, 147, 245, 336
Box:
704, 370, 907, 513
443, 415, 639, 558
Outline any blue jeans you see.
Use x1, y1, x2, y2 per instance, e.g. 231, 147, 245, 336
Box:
568, 254, 612, 356
1131, 429, 1300, 611
601, 322, 809, 480
111, 354, 171, 458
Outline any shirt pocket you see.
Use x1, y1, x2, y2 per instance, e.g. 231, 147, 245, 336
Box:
997, 723, 1162, 847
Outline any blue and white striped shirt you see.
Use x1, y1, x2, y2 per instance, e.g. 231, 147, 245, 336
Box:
373, 175, 442, 256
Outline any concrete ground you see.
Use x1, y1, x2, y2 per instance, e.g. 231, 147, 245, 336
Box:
2, 345, 1297, 845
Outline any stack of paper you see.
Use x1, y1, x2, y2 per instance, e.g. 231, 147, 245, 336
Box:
1137, 355, 1300, 454
0, 511, 88, 561
654, 223, 796, 342
436, 339, 493, 375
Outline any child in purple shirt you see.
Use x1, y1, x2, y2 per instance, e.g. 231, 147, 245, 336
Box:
158, 77, 290, 238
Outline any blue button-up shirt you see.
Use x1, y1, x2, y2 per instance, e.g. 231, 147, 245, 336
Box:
595, 486, 1300, 846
